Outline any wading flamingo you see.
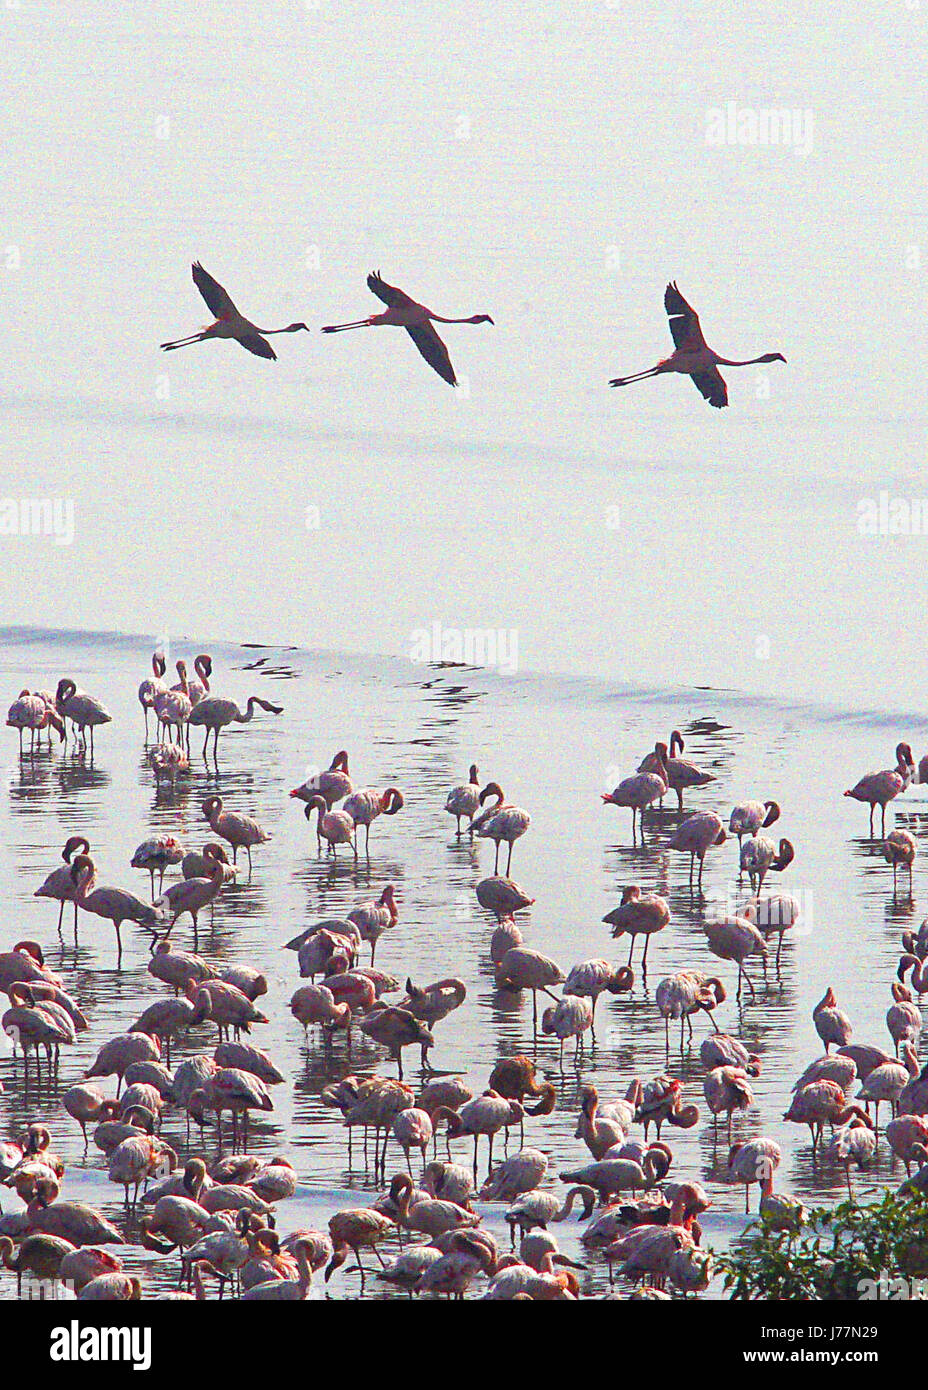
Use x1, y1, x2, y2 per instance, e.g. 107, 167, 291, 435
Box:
470, 783, 531, 874
187, 694, 283, 758
844, 743, 915, 836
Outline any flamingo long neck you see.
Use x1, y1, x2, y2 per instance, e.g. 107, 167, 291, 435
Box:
714, 354, 774, 368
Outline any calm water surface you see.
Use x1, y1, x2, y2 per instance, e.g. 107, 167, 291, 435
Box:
1, 627, 926, 1299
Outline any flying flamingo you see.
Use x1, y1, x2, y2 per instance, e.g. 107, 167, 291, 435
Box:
609, 282, 786, 408
160, 262, 309, 359
321, 271, 493, 385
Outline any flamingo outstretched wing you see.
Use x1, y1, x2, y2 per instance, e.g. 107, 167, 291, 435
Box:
690, 367, 728, 408
367, 271, 417, 311
664, 282, 707, 352
192, 263, 238, 319
237, 333, 277, 361
405, 323, 457, 386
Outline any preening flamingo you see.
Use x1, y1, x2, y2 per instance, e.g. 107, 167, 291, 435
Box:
739, 835, 794, 894
322, 271, 493, 386
161, 262, 309, 358
609, 282, 786, 408
813, 987, 853, 1052
343, 786, 405, 854
289, 750, 352, 807
883, 829, 916, 893
470, 782, 531, 874
729, 798, 780, 848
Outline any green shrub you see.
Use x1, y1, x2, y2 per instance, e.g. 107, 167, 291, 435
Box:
717, 1191, 928, 1300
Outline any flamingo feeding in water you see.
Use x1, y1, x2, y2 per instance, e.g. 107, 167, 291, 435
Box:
322, 271, 493, 386
608, 282, 786, 408
160, 262, 309, 359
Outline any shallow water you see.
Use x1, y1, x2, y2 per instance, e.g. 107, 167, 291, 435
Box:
1, 627, 926, 1298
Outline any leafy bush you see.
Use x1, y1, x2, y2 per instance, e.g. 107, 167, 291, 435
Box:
717, 1191, 928, 1300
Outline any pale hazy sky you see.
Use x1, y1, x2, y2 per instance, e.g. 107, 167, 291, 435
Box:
2, 2, 926, 710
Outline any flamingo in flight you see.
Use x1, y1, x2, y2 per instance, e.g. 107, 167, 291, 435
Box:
321, 272, 493, 385
609, 283, 786, 408
160, 263, 309, 360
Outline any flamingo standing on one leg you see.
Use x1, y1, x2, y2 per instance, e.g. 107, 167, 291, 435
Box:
160, 262, 309, 359
609, 282, 786, 408
322, 271, 493, 386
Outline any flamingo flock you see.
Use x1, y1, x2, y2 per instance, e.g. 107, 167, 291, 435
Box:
3, 646, 928, 1304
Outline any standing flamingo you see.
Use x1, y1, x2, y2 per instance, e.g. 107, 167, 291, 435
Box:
609, 282, 786, 408
471, 783, 531, 873
160, 262, 308, 358
34, 836, 91, 936
602, 749, 668, 840
639, 733, 715, 810
603, 886, 670, 971
55, 679, 112, 752
444, 765, 482, 834
844, 743, 915, 836
342, 787, 404, 855
137, 654, 167, 738
187, 694, 283, 758
883, 830, 916, 894
321, 271, 493, 386
669, 812, 726, 890
202, 796, 271, 876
